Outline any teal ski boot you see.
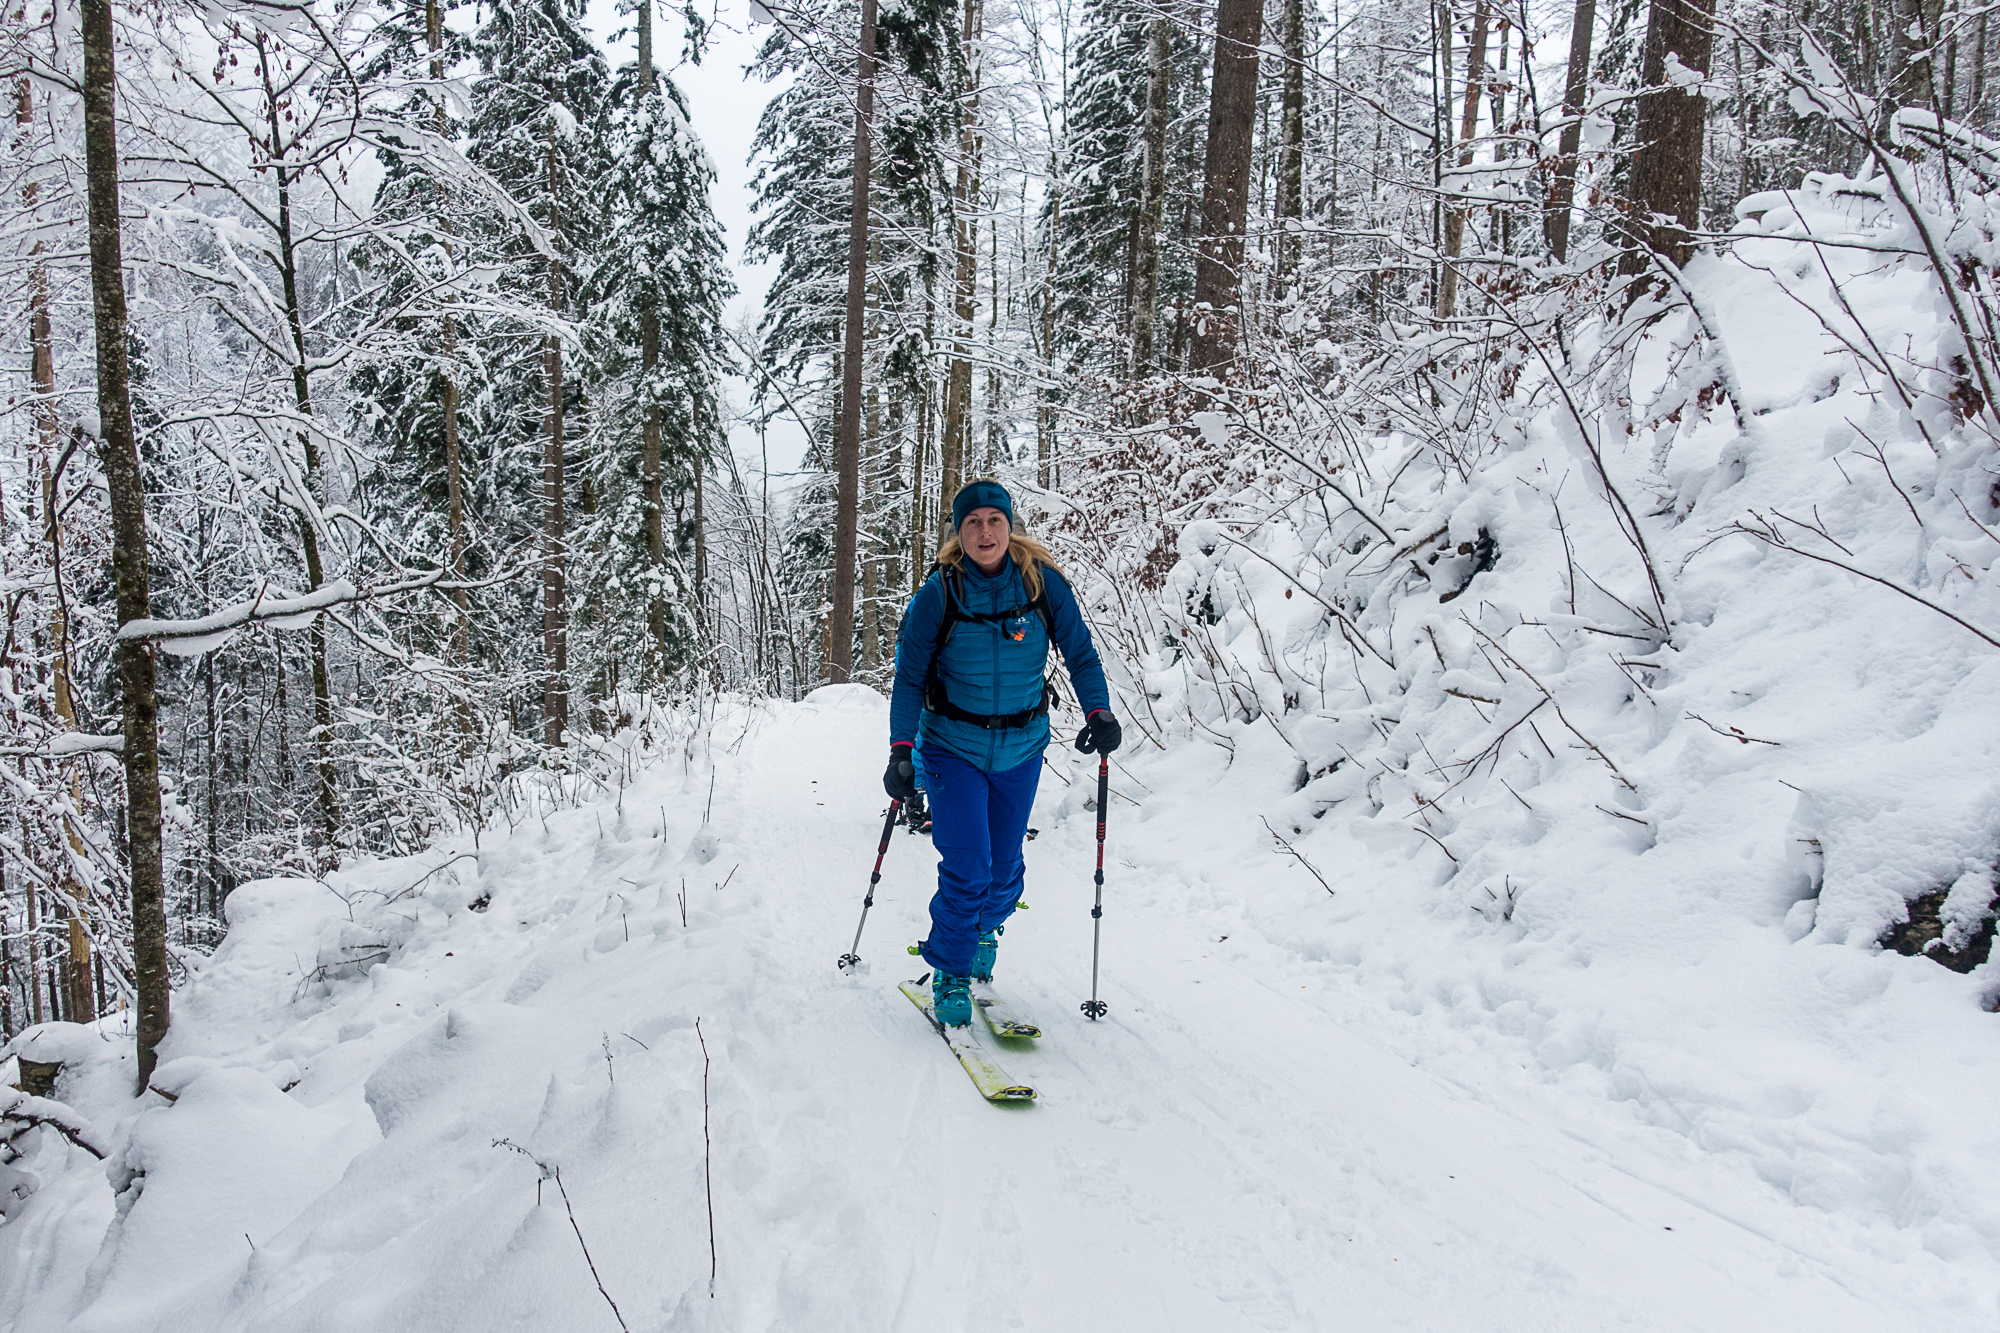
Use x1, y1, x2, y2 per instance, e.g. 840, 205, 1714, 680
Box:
931, 970, 973, 1027
972, 927, 1002, 983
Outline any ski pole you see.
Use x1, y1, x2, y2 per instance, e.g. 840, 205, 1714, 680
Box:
838, 800, 902, 972
1081, 754, 1110, 1019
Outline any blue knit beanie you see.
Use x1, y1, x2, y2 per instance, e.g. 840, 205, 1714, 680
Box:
952, 479, 1014, 531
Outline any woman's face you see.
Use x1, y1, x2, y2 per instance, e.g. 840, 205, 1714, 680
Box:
960, 506, 1011, 573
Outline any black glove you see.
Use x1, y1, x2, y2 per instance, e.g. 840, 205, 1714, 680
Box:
884, 744, 919, 802
1075, 709, 1123, 755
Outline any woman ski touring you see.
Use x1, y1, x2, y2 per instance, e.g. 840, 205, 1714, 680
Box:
884, 479, 1122, 1027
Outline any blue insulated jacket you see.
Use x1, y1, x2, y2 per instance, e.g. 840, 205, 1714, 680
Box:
891, 556, 1111, 773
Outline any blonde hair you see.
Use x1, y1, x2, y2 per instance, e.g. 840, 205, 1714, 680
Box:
936, 492, 1059, 601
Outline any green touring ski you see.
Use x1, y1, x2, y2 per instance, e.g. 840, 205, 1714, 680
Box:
971, 982, 1041, 1039
900, 980, 1036, 1102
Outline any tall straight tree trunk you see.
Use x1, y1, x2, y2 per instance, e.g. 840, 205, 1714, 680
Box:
831, 0, 878, 685
1974, 8, 1988, 127
862, 231, 883, 674
913, 275, 935, 589
1433, 0, 1449, 296
985, 190, 1001, 472
20, 76, 91, 1022
429, 0, 469, 687
80, 0, 168, 1087
257, 34, 340, 849
1438, 0, 1491, 320
1619, 0, 1717, 274
860, 425, 879, 673
637, 0, 670, 676
1039, 146, 1060, 479
21, 79, 54, 464
1131, 18, 1172, 373
1190, 0, 1265, 375
942, 0, 983, 522
1545, 0, 1596, 261
885, 398, 904, 603
542, 139, 569, 744
916, 294, 928, 588
694, 466, 706, 638
1275, 0, 1306, 289
1491, 17, 1511, 253
40, 473, 95, 1025
23, 874, 43, 1026
1885, 0, 1944, 131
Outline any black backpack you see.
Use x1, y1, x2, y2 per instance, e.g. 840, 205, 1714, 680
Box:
917, 562, 1058, 731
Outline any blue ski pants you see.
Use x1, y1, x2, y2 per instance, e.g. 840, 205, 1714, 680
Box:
917, 746, 1041, 976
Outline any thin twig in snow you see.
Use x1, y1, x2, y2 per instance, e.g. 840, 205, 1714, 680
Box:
492, 1140, 629, 1332
1728, 511, 2000, 650
1260, 818, 1335, 895
697, 1018, 717, 1298
1685, 712, 1780, 746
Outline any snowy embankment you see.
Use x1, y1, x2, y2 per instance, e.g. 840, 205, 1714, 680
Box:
1068, 169, 2000, 1324
0, 678, 1990, 1330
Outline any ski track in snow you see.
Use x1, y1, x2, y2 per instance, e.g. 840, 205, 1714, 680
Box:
0, 688, 1989, 1331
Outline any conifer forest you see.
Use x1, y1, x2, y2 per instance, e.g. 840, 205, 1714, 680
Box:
14, 0, 1995, 1046
4, 0, 2000, 1315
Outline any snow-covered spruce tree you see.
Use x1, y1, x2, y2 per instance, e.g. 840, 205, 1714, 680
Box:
347, 0, 481, 685
1048, 0, 1206, 380
465, 0, 612, 745
747, 0, 956, 681
580, 53, 732, 696
115, 0, 564, 869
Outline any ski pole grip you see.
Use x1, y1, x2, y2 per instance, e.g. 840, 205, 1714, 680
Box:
1095, 756, 1109, 847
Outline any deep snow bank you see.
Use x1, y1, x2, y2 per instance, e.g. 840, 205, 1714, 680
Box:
1050, 169, 2000, 1307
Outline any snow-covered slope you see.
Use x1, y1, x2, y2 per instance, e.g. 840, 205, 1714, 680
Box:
1, 686, 1991, 1330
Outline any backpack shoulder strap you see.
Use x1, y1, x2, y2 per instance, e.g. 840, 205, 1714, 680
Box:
1031, 568, 1060, 644
931, 564, 964, 651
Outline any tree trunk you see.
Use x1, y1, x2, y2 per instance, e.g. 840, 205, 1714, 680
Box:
1619, 0, 1717, 274
1039, 146, 1060, 479
1190, 0, 1265, 376
637, 0, 670, 678
1492, 18, 1511, 253
257, 33, 341, 849
831, 0, 878, 685
2, 927, 14, 1039
1885, 0, 1942, 130
1545, 0, 1597, 261
81, 0, 168, 1087
1438, 0, 1491, 320
885, 398, 904, 604
542, 140, 569, 745
1276, 0, 1306, 289
20, 76, 92, 1023
1433, 0, 1449, 299
862, 232, 883, 674
23, 863, 42, 1027
1131, 17, 1172, 373
41, 467, 94, 1025
427, 0, 469, 688
1974, 7, 1987, 129
910, 350, 929, 588
985, 189, 1001, 472
942, 0, 983, 522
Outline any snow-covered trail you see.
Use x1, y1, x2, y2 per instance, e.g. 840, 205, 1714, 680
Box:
0, 688, 1968, 1331
717, 690, 1910, 1332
